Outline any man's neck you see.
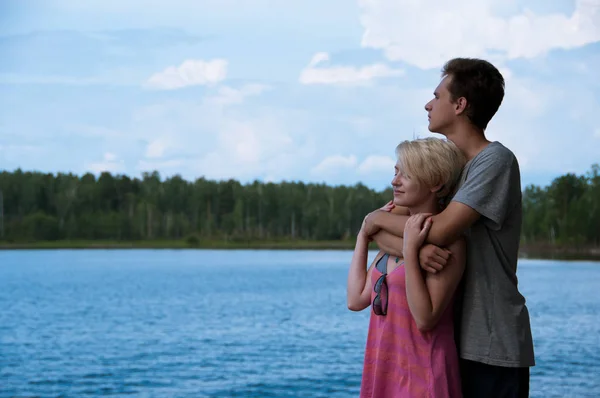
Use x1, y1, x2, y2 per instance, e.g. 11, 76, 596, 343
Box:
442, 123, 491, 161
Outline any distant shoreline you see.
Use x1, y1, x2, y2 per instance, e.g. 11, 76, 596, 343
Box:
0, 239, 356, 251
0, 240, 599, 261
518, 243, 600, 261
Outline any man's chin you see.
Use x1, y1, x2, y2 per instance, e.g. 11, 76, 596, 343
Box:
427, 123, 446, 136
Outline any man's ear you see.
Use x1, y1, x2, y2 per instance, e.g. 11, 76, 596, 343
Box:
454, 97, 468, 115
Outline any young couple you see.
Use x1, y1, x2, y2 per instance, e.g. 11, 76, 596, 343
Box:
347, 58, 535, 398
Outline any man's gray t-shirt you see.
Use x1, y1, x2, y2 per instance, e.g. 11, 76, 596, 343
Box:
451, 141, 535, 367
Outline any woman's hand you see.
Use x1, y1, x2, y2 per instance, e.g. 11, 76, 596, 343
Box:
403, 213, 432, 252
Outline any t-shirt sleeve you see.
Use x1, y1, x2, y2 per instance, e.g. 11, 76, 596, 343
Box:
451, 146, 520, 230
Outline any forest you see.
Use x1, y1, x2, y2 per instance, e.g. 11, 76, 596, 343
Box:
0, 164, 598, 251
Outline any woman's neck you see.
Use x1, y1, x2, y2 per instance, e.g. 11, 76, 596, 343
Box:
408, 198, 440, 216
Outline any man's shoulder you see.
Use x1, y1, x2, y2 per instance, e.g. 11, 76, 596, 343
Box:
453, 141, 521, 221
483, 141, 517, 163
468, 141, 518, 172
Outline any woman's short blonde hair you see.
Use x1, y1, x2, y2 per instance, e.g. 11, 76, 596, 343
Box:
395, 137, 466, 199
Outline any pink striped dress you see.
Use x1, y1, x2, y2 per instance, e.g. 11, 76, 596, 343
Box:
360, 254, 462, 398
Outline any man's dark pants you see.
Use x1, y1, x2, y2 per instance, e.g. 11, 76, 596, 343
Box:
453, 281, 531, 398
460, 358, 530, 398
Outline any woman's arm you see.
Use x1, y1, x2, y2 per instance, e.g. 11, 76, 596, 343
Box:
347, 234, 384, 312
366, 202, 479, 248
369, 201, 408, 257
403, 214, 466, 332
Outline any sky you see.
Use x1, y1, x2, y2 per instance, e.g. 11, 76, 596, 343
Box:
1, 0, 599, 191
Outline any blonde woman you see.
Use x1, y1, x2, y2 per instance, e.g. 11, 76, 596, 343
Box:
347, 138, 467, 398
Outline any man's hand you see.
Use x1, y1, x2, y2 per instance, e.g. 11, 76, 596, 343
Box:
419, 243, 452, 274
379, 200, 395, 213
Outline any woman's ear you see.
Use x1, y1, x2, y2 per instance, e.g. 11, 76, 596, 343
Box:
430, 184, 444, 194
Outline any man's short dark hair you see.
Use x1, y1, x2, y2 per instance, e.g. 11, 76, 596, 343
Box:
442, 58, 505, 131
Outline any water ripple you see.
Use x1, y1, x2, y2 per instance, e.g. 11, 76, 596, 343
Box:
0, 251, 599, 397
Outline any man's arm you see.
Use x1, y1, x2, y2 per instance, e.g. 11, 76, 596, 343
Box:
425, 202, 480, 246
371, 217, 452, 273
425, 144, 521, 246
368, 201, 480, 247
367, 144, 519, 246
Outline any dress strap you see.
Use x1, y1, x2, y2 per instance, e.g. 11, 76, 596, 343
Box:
375, 253, 389, 274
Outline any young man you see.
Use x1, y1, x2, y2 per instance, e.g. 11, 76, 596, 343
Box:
363, 58, 535, 397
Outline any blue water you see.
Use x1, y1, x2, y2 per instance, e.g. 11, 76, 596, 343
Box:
0, 250, 599, 397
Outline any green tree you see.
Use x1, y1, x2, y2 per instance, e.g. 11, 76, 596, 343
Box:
0, 165, 598, 248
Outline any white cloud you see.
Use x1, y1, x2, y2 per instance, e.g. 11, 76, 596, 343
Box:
104, 152, 117, 161
0, 74, 107, 85
0, 69, 143, 87
308, 52, 331, 68
358, 155, 395, 175
137, 159, 184, 171
207, 84, 270, 106
88, 152, 123, 173
68, 124, 124, 138
145, 139, 168, 158
196, 117, 297, 179
219, 121, 260, 164
300, 52, 404, 85
359, 0, 600, 69
127, 81, 273, 174
344, 116, 376, 137
127, 81, 302, 181
502, 73, 556, 117
311, 155, 358, 174
145, 59, 228, 90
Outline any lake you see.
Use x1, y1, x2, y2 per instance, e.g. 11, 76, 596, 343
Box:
1, 250, 599, 397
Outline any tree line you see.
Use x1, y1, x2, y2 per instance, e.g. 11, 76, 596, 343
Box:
0, 164, 598, 246
522, 164, 599, 247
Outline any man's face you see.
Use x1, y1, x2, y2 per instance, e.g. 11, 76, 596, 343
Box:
424, 76, 457, 135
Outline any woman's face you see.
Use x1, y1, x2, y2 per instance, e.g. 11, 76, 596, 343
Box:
391, 161, 432, 208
